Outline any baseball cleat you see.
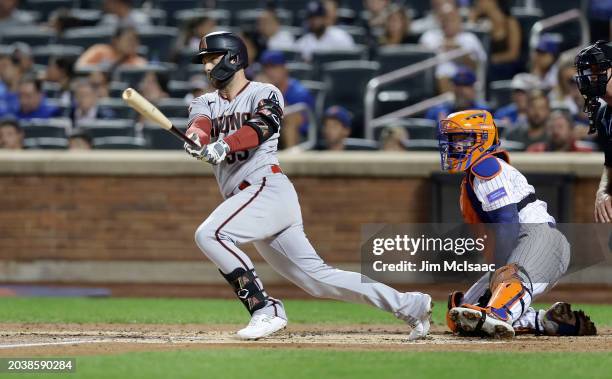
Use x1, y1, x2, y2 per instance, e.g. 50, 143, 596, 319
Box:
408, 294, 433, 341
236, 314, 287, 340
540, 302, 597, 336
449, 306, 515, 339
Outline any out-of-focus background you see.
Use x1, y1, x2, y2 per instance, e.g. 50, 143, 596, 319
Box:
0, 0, 610, 299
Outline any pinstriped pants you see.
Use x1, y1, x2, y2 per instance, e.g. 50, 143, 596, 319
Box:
463, 223, 571, 323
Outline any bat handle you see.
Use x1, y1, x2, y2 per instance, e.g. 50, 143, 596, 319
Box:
170, 125, 200, 149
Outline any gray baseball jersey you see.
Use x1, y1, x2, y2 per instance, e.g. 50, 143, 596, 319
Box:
188, 81, 284, 196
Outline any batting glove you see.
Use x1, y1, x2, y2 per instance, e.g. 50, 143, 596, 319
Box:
184, 132, 205, 159
202, 140, 230, 165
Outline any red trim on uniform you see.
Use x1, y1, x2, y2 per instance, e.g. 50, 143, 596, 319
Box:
219, 81, 251, 101
215, 177, 267, 269
224, 124, 260, 152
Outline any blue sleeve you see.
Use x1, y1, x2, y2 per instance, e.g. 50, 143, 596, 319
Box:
486, 204, 520, 262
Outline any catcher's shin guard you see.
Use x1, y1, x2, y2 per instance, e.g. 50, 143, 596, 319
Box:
486, 264, 532, 323
221, 268, 268, 314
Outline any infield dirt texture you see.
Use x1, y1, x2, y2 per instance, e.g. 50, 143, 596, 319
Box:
0, 298, 611, 379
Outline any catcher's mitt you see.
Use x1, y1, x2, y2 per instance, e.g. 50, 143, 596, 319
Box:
541, 302, 597, 336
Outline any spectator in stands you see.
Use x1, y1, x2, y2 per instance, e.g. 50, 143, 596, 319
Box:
295, 0, 355, 62
425, 67, 488, 122
0, 48, 20, 117
363, 0, 391, 37
44, 56, 75, 107
469, 0, 521, 81
257, 9, 295, 51
258, 51, 315, 148
419, 2, 487, 92
176, 16, 217, 54
379, 5, 417, 46
10, 43, 34, 77
321, 106, 352, 151
527, 110, 593, 152
411, 0, 452, 35
75, 26, 147, 69
323, 0, 340, 26
88, 71, 111, 99
506, 90, 550, 149
495, 73, 542, 128
380, 125, 408, 151
530, 33, 560, 90
71, 79, 116, 128
68, 130, 93, 150
100, 0, 150, 28
138, 71, 169, 105
550, 54, 580, 115
0, 0, 34, 30
15, 76, 60, 121
0, 117, 23, 150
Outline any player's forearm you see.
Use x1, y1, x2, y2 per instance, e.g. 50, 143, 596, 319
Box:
598, 168, 612, 196
186, 116, 212, 145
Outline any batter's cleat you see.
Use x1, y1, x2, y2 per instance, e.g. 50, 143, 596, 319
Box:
408, 294, 433, 341
540, 302, 597, 336
236, 314, 287, 340
449, 305, 515, 339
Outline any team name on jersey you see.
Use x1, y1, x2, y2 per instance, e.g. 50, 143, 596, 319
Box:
210, 112, 252, 138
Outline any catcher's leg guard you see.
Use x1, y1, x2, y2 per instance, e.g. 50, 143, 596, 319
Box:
221, 268, 268, 315
486, 263, 533, 323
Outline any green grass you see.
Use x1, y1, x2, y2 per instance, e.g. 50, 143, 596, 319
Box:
2, 350, 612, 379
0, 298, 611, 326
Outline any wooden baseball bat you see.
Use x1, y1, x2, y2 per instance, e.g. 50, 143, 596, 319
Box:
121, 87, 199, 148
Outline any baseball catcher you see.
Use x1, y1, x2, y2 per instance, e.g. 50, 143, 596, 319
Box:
184, 31, 432, 340
438, 110, 596, 338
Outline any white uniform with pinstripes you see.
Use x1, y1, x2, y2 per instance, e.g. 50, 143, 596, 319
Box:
189, 80, 429, 324
462, 158, 571, 326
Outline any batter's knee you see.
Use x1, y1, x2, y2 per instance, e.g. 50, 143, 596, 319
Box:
194, 220, 219, 256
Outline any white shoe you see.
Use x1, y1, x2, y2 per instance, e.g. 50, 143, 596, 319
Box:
236, 314, 287, 340
408, 294, 433, 341
448, 306, 515, 339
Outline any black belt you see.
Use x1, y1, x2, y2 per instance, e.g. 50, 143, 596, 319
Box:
517, 193, 536, 212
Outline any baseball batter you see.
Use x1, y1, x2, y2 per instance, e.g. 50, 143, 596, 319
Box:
183, 31, 432, 340
438, 110, 596, 338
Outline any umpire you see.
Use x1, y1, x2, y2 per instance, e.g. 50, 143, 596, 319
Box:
575, 40, 612, 222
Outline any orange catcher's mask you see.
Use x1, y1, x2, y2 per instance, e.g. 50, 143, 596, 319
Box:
438, 110, 499, 173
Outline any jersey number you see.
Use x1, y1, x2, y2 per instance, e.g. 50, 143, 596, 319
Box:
226, 150, 250, 164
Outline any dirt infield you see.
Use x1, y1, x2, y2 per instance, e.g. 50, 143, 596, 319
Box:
1, 323, 611, 356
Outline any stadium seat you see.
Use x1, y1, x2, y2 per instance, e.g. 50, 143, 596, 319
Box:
488, 80, 514, 110
286, 62, 314, 81
173, 9, 232, 28
0, 26, 55, 46
23, 137, 68, 149
138, 26, 178, 62
377, 118, 438, 140
343, 138, 379, 151
275, 48, 303, 63
32, 44, 83, 66
339, 0, 365, 12
236, 9, 293, 32
147, 8, 168, 26
336, 25, 368, 45
276, 0, 311, 14
500, 139, 525, 151
375, 44, 435, 74
536, 0, 580, 17
59, 26, 115, 49
108, 81, 129, 98
512, 7, 543, 70
143, 119, 188, 149
115, 64, 173, 88
21, 118, 70, 139
300, 80, 327, 122
167, 80, 191, 98
404, 139, 439, 151
322, 60, 379, 137
157, 98, 189, 118
311, 46, 367, 76
48, 8, 103, 28
22, 0, 75, 22
45, 99, 71, 118
97, 98, 135, 119
216, 0, 268, 13
93, 136, 146, 149
77, 119, 135, 139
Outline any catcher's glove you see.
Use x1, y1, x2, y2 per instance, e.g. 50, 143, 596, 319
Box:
540, 302, 597, 336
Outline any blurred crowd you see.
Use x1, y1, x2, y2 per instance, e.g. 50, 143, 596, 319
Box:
0, 0, 611, 153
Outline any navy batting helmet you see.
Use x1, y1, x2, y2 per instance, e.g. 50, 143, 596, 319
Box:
197, 31, 248, 88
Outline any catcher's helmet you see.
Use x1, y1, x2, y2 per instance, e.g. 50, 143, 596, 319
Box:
197, 31, 248, 87
438, 110, 499, 173
574, 40, 612, 132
